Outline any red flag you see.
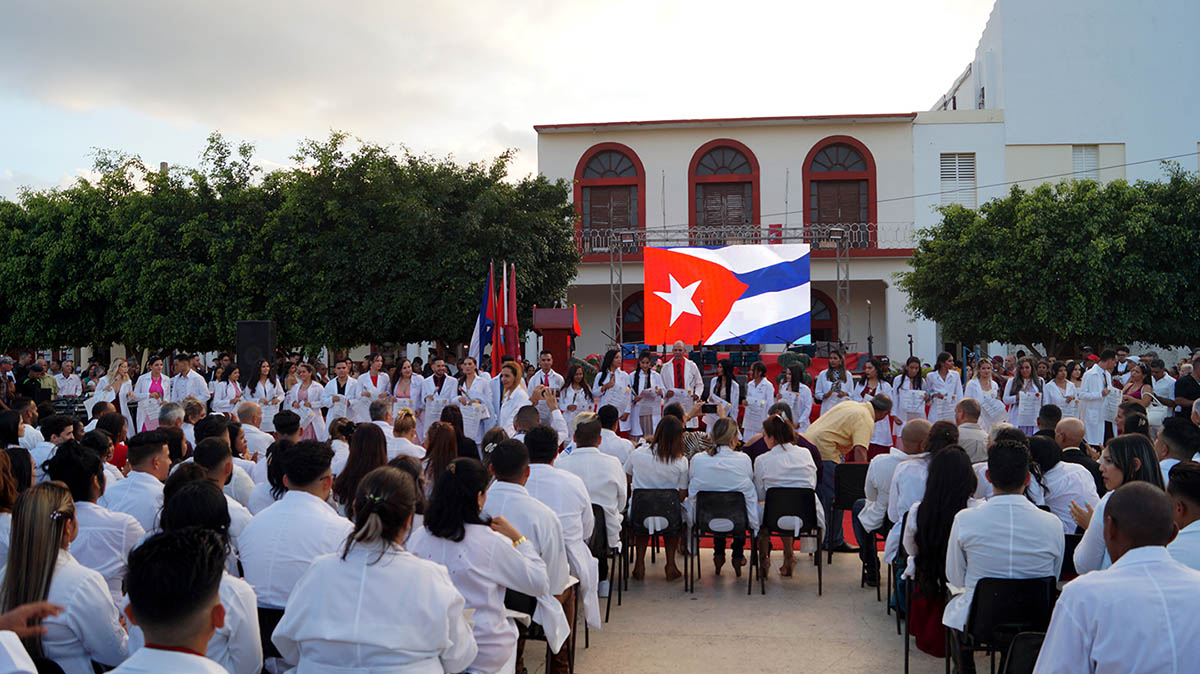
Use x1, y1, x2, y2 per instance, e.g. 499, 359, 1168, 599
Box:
505, 263, 519, 363
493, 262, 505, 374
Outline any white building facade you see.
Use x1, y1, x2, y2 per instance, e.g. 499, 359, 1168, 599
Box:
536, 0, 1200, 362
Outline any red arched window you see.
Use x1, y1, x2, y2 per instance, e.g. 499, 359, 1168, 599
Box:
621, 291, 644, 343
802, 136, 877, 249
810, 289, 838, 343
688, 139, 760, 246
574, 143, 646, 258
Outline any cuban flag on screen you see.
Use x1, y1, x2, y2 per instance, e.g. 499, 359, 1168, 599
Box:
468, 267, 495, 363
644, 244, 810, 346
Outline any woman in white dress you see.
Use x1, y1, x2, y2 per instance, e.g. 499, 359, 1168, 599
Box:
0, 482, 128, 674
95, 359, 135, 434
852, 357, 895, 458
624, 415, 689, 581
892, 356, 928, 431
355, 353, 392, 424
285, 363, 328, 442
559, 364, 594, 433
814, 349, 853, 417
408, 458, 550, 674
132, 356, 171, 432
496, 361, 531, 435
1002, 356, 1044, 435
1043, 361, 1079, 420
628, 350, 664, 442
776, 365, 814, 433
246, 359, 284, 432
925, 352, 964, 424
212, 363, 243, 416
453, 356, 491, 444
592, 349, 632, 430
703, 360, 740, 430
743, 361, 775, 438
964, 358, 1005, 430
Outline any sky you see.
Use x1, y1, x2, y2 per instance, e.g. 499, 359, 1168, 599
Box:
0, 0, 997, 200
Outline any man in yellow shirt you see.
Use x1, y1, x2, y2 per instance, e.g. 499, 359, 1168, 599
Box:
802, 396, 893, 554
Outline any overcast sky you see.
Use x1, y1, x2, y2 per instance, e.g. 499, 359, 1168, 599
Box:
0, 0, 996, 200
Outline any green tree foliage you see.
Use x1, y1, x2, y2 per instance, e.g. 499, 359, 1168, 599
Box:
0, 132, 579, 353
898, 167, 1200, 357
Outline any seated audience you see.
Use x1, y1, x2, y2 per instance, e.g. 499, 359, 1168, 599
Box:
555, 413, 627, 593
597, 404, 634, 465
1166, 461, 1200, 570
887, 421, 956, 564
754, 414, 823, 578
1055, 418, 1104, 496
1029, 435, 1100, 533
954, 399, 988, 462
97, 430, 170, 531
1156, 417, 1200, 486
625, 415, 689, 582
687, 417, 758, 577
1073, 433, 1164, 573
854, 418, 930, 585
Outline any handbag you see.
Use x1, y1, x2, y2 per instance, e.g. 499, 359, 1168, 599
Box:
1147, 397, 1170, 426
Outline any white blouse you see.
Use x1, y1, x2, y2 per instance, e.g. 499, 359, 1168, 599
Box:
1044, 379, 1079, 419
624, 445, 689, 492
853, 379, 895, 446
814, 369, 854, 416
39, 551, 128, 674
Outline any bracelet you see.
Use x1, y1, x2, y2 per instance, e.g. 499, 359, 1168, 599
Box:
512, 536, 528, 548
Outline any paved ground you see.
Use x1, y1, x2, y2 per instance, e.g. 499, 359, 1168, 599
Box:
530, 548, 952, 673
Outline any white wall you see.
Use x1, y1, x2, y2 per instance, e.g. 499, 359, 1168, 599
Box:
912, 110, 1007, 229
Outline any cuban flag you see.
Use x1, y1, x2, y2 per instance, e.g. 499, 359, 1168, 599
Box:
644, 244, 810, 346
468, 263, 495, 364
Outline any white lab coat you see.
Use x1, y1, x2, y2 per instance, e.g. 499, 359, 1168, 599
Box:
212, 380, 244, 415
169, 369, 211, 403
752, 443, 825, 546
591, 368, 632, 426
286, 380, 328, 442
892, 374, 927, 425
1003, 376, 1044, 428
853, 380, 895, 446
97, 471, 163, 533
497, 386, 531, 436
925, 369, 964, 423
132, 373, 170, 432
355, 370, 392, 423
525, 463, 601, 630
527, 368, 565, 424
39, 551, 128, 674
1043, 379, 1079, 419
556, 445, 628, 549
1078, 364, 1114, 445
453, 373, 493, 444
857, 447, 912, 532
703, 378, 740, 430
322, 377, 362, 428
777, 383, 814, 433
627, 369, 664, 438
71, 502, 145, 607
688, 446, 760, 532
273, 542, 477, 674
964, 377, 1005, 429
95, 375, 135, 433
560, 384, 594, 433
1041, 461, 1100, 533
108, 647, 226, 674
420, 375, 458, 435
660, 357, 705, 429
814, 369, 854, 416
246, 378, 285, 432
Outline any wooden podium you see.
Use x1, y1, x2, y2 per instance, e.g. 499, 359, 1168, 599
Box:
532, 306, 579, 375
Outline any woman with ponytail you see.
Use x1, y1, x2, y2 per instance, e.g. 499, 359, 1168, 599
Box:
275, 466, 477, 672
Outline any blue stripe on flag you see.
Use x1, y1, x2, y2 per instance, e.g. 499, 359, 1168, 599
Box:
708, 312, 811, 346
732, 255, 811, 300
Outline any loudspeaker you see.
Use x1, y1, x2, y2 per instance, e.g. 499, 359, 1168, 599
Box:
237, 321, 277, 375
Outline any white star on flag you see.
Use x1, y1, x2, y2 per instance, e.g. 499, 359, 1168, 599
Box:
653, 274, 702, 326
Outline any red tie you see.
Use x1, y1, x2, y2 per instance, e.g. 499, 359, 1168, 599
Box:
543, 372, 549, 387
675, 359, 684, 386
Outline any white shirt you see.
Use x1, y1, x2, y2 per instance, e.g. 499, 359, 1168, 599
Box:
778, 383, 815, 433
0, 630, 35, 674
31, 440, 58, 483
753, 443, 824, 533
1074, 490, 1114, 574
169, 369, 210, 403
1168, 519, 1200, 571
19, 424, 43, 452
482, 481, 570, 594
925, 369, 964, 423
109, 647, 227, 674
528, 368, 565, 424
893, 374, 927, 422
1078, 364, 1114, 445
598, 428, 633, 465
0, 513, 10, 570
853, 379, 895, 445
55, 373, 83, 397
556, 445, 629, 548
225, 493, 252, 575
524, 462, 601, 628
247, 482, 278, 515
688, 446, 760, 532
273, 542, 475, 674
238, 490, 354, 609
408, 524, 550, 674
957, 422, 989, 463
624, 445, 688, 492
1044, 379, 1079, 419
964, 377, 1004, 427
1042, 462, 1100, 533
71, 502, 145, 606
858, 447, 912, 532
814, 369, 854, 416
391, 435, 427, 461
1034, 546, 1200, 674
661, 356, 704, 429
40, 551, 129, 674
126, 572, 261, 674
241, 424, 273, 463
885, 455, 931, 562
355, 371, 392, 423
943, 494, 1065, 631
1153, 373, 1178, 413
224, 463, 254, 508
322, 377, 362, 425
97, 470, 163, 532
329, 439, 350, 477
497, 386, 531, 436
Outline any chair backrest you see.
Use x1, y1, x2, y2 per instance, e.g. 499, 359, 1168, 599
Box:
965, 577, 1057, 645
762, 487, 819, 536
695, 491, 749, 535
504, 588, 538, 616
1060, 533, 1082, 581
1000, 631, 1046, 674
630, 488, 684, 536
30, 658, 66, 674
832, 462, 868, 509
588, 503, 609, 556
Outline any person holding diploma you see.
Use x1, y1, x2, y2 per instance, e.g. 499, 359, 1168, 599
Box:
95, 359, 136, 434
893, 356, 928, 431
744, 361, 775, 438
704, 360, 740, 430
453, 356, 491, 444
286, 363, 327, 441
628, 350, 663, 442
420, 357, 457, 437
323, 360, 361, 430
965, 357, 1005, 430
558, 364, 593, 432
925, 351, 963, 424
777, 364, 814, 433
527, 351, 564, 425
853, 358, 894, 458
497, 362, 531, 435
591, 350, 631, 429
246, 359, 283, 432
1043, 361, 1079, 420
661, 342, 704, 429
815, 349, 853, 417
391, 357, 424, 436
1004, 356, 1044, 435
212, 364, 243, 416
133, 356, 171, 432
354, 353, 390, 423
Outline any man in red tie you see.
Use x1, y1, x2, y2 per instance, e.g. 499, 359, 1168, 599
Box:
528, 350, 564, 424
661, 341, 704, 429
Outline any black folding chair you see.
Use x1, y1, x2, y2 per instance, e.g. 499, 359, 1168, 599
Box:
588, 503, 621, 629
1000, 631, 1046, 674
504, 588, 578, 674
257, 606, 286, 661
689, 491, 758, 595
1060, 533, 1082, 583
955, 576, 1057, 674
891, 511, 911, 635
31, 658, 65, 674
759, 487, 823, 595
828, 462, 868, 564
629, 489, 685, 588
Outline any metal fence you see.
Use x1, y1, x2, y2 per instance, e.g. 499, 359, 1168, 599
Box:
575, 222, 916, 257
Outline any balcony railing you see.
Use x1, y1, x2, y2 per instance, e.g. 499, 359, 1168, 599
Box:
576, 222, 916, 258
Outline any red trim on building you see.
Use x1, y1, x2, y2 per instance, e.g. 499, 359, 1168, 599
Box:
801, 135, 879, 248
536, 112, 918, 132
573, 142, 647, 262
687, 138, 761, 242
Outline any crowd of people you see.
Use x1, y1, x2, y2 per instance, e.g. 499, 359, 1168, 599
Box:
0, 342, 1196, 673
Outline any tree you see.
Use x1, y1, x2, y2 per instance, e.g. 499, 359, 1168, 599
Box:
898, 167, 1200, 357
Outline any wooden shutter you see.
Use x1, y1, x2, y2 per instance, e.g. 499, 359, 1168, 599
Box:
1072, 145, 1099, 182
584, 186, 634, 231
940, 153, 977, 208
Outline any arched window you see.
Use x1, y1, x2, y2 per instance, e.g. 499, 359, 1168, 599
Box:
802, 136, 877, 249
574, 143, 646, 257
810, 290, 837, 343
621, 292, 644, 343
688, 139, 760, 246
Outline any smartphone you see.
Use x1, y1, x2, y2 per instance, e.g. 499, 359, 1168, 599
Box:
701, 403, 718, 414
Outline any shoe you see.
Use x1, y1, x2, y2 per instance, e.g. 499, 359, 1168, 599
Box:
732, 557, 746, 578
598, 580, 610, 598
665, 566, 682, 581
864, 571, 880, 587
831, 543, 860, 554
713, 554, 725, 576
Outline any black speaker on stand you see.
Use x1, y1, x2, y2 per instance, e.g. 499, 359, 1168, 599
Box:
237, 321, 277, 378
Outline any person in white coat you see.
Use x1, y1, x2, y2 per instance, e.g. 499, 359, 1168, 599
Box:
274, 466, 477, 673
322, 360, 361, 431
661, 342, 704, 429
754, 414, 824, 578
527, 350, 565, 425
1, 483, 128, 674
777, 365, 814, 433
420, 357, 458, 437
591, 350, 632, 432
925, 352, 964, 424
245, 359, 284, 433
814, 349, 853, 417
126, 482, 262, 674
1043, 361, 1079, 420
390, 357, 425, 436
285, 363, 327, 442
168, 354, 211, 404
98, 431, 170, 532
704, 360, 740, 430
497, 361, 532, 436
1002, 356, 1044, 435
628, 351, 664, 441
1078, 350, 1118, 447
1071, 433, 1163, 574
964, 358, 1005, 430
212, 364, 244, 416
853, 358, 895, 458
689, 417, 758, 576
892, 356, 928, 430
408, 457, 554, 674
453, 356, 492, 444
114, 528, 234, 674
558, 364, 595, 433
1029, 435, 1099, 534
95, 359, 136, 435
354, 353, 391, 424
743, 361, 776, 440
132, 357, 170, 432
625, 416, 689, 582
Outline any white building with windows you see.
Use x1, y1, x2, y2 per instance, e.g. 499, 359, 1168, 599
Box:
536, 0, 1200, 362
